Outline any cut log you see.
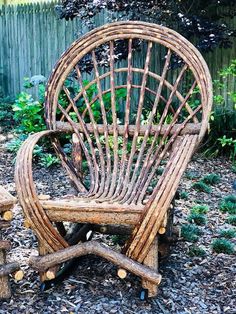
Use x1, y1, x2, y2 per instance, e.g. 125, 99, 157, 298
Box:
117, 268, 127, 279
0, 221, 11, 229
38, 194, 51, 200
0, 250, 11, 299
14, 270, 24, 281
158, 227, 166, 235
0, 262, 20, 277
0, 240, 11, 250
2, 210, 13, 221
0, 186, 16, 214
23, 219, 31, 229
46, 268, 57, 280
93, 224, 132, 235
30, 241, 162, 285
141, 237, 158, 297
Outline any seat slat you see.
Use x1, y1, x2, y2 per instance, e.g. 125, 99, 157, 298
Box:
42, 199, 143, 225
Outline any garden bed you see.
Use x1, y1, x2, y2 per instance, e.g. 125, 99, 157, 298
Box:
0, 136, 235, 314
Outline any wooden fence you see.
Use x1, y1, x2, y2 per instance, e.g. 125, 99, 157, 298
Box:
0, 1, 235, 101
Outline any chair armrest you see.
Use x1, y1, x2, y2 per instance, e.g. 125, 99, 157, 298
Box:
126, 134, 198, 262
15, 130, 70, 253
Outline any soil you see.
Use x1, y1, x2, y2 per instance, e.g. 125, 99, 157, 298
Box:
0, 135, 235, 314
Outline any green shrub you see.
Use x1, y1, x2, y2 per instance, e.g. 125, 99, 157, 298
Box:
5, 135, 27, 154
202, 173, 221, 185
220, 194, 236, 214
192, 181, 212, 193
6, 135, 43, 157
188, 246, 206, 257
218, 136, 236, 164
187, 213, 207, 225
185, 170, 200, 180
205, 60, 236, 161
227, 215, 236, 226
13, 92, 46, 134
179, 190, 189, 199
39, 153, 60, 168
181, 224, 202, 242
219, 228, 236, 239
191, 204, 209, 214
211, 238, 235, 254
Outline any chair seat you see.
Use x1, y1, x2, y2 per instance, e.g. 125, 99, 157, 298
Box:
41, 198, 144, 226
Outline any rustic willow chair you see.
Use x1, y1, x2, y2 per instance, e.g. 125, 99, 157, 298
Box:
15, 21, 212, 298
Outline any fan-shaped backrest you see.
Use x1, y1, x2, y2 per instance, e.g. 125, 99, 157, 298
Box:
45, 21, 212, 205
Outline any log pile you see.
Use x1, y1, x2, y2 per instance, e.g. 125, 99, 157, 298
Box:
0, 186, 23, 299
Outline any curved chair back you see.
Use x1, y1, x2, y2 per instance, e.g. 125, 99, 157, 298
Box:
45, 21, 212, 205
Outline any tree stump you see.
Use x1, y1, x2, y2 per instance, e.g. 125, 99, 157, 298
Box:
0, 185, 21, 299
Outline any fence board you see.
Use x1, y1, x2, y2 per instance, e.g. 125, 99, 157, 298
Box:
0, 1, 235, 108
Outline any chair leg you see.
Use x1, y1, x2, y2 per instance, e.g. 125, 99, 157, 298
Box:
141, 237, 158, 297
38, 241, 50, 282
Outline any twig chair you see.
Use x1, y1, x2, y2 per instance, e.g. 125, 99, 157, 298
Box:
15, 21, 212, 298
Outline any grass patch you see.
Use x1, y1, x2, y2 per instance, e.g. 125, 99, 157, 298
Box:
185, 170, 201, 180
181, 224, 202, 242
188, 246, 206, 257
191, 204, 209, 214
227, 215, 236, 226
220, 194, 236, 214
211, 238, 235, 254
192, 181, 212, 193
179, 190, 189, 199
219, 228, 236, 239
187, 213, 207, 225
202, 173, 221, 185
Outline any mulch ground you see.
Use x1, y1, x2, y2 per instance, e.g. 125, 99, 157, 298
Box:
0, 135, 235, 314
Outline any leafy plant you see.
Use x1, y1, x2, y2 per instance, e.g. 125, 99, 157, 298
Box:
192, 181, 212, 193
219, 228, 236, 239
220, 194, 236, 214
227, 215, 236, 226
191, 204, 209, 214
39, 153, 60, 168
188, 246, 206, 257
12, 92, 46, 134
218, 136, 236, 163
6, 135, 43, 161
179, 190, 189, 200
211, 238, 235, 254
205, 59, 236, 160
181, 224, 202, 242
187, 213, 207, 226
5, 135, 28, 154
202, 173, 221, 185
185, 170, 201, 180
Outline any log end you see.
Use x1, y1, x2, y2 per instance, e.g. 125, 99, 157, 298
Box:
117, 268, 127, 279
14, 270, 24, 281
2, 210, 13, 221
46, 269, 56, 280
23, 219, 31, 229
38, 194, 51, 201
158, 227, 166, 235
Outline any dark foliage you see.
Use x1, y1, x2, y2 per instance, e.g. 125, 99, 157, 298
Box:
56, 0, 236, 56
